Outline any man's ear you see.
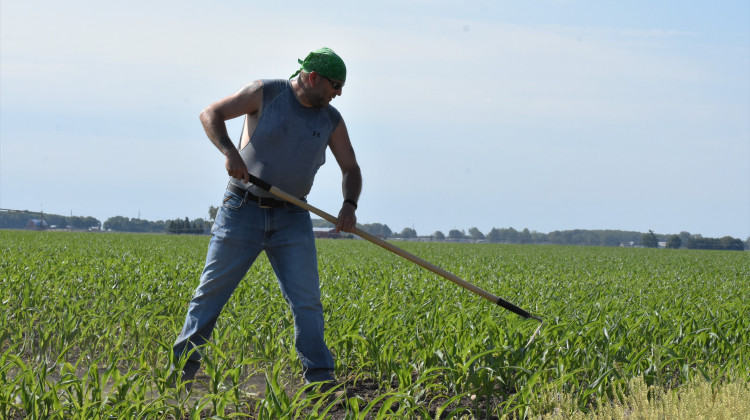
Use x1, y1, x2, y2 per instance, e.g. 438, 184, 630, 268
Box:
308, 71, 321, 87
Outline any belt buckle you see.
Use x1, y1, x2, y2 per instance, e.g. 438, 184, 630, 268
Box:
258, 197, 273, 209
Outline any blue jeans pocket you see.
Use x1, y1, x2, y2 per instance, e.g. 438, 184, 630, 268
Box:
212, 191, 244, 233
222, 191, 244, 210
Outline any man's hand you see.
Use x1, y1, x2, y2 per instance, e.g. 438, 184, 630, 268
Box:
225, 149, 249, 183
336, 202, 357, 233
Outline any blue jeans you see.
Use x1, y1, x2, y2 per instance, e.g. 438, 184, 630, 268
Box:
172, 189, 335, 383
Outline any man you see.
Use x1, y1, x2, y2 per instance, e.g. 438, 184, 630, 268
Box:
172, 47, 361, 388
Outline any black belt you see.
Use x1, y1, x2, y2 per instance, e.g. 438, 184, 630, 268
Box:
227, 183, 290, 208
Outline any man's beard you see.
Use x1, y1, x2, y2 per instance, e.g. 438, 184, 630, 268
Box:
309, 90, 331, 108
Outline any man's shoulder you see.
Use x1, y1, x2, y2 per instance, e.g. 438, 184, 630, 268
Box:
322, 104, 342, 126
260, 79, 291, 89
323, 103, 340, 115
258, 79, 291, 101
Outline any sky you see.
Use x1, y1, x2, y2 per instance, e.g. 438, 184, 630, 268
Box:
1, 0, 749, 239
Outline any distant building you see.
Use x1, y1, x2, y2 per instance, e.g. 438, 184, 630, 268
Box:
26, 219, 49, 230
313, 227, 340, 239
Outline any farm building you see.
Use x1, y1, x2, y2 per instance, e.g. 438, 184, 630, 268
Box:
26, 219, 49, 230
313, 227, 340, 239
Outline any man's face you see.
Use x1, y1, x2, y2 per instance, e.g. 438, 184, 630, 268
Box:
312, 72, 344, 107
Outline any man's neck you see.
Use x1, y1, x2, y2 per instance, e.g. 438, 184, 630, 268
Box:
291, 77, 314, 108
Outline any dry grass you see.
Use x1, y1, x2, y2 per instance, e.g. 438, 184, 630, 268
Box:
535, 375, 749, 420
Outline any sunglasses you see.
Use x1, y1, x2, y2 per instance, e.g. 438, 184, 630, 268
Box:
320, 74, 345, 90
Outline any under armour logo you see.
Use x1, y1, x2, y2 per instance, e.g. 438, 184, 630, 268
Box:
312, 130, 321, 137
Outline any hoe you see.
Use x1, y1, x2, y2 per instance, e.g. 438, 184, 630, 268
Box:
245, 174, 544, 347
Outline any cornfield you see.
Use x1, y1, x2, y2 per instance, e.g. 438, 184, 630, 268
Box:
1, 230, 748, 419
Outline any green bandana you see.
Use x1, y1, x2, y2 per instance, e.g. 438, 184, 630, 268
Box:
290, 47, 346, 81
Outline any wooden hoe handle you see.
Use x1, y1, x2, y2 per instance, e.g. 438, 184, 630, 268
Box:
245, 174, 543, 326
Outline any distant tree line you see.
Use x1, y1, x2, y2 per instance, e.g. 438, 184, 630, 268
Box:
686, 235, 745, 251
441, 227, 646, 247
358, 223, 392, 238
103, 216, 166, 233
102, 216, 208, 234
641, 230, 659, 248
312, 219, 334, 228
313, 220, 395, 239
0, 210, 101, 230
166, 217, 208, 235
313, 219, 745, 251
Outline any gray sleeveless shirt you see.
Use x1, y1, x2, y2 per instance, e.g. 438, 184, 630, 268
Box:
230, 79, 342, 199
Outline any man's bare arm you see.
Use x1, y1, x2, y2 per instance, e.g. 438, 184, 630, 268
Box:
199, 81, 263, 183
328, 119, 362, 232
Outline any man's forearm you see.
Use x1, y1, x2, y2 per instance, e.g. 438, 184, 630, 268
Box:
337, 164, 361, 232
199, 108, 237, 156
342, 164, 362, 202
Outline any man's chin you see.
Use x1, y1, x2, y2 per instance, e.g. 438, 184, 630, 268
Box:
315, 99, 332, 108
